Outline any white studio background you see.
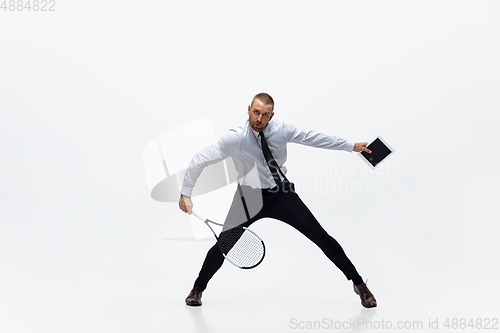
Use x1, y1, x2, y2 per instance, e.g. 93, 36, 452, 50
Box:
1, 1, 499, 333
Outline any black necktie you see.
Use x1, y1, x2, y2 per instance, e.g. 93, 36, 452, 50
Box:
259, 132, 283, 187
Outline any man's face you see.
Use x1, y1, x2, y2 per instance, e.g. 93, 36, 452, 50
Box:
247, 99, 274, 132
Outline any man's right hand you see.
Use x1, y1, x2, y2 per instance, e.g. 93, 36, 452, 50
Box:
179, 194, 193, 215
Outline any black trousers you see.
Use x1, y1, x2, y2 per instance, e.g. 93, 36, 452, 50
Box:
193, 182, 361, 290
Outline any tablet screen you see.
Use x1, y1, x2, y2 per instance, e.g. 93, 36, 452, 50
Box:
360, 137, 393, 168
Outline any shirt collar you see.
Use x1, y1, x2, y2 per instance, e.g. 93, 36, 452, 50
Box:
247, 119, 272, 139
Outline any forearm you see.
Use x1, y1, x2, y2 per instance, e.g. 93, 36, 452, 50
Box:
286, 122, 355, 152
180, 143, 226, 197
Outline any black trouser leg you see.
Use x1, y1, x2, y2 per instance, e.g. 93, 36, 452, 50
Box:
266, 189, 361, 281
193, 243, 225, 290
193, 186, 264, 290
192, 185, 361, 290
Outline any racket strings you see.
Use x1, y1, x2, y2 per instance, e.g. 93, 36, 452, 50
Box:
218, 227, 264, 268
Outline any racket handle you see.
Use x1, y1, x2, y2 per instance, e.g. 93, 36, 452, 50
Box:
191, 209, 206, 222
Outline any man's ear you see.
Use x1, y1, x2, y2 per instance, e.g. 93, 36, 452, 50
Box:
269, 112, 274, 121
247, 105, 251, 115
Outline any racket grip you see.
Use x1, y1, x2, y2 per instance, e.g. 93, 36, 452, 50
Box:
191, 209, 207, 222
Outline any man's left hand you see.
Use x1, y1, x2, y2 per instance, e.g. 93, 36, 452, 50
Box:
353, 142, 372, 153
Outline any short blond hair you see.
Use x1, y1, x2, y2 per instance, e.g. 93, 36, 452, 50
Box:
251, 93, 274, 111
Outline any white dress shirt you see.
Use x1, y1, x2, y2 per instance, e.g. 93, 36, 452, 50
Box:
180, 118, 354, 197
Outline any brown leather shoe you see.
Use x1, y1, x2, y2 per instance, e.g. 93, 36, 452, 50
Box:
185, 286, 203, 306
353, 282, 377, 308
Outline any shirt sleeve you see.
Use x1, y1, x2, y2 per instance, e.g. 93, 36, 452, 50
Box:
180, 129, 239, 197
284, 121, 355, 152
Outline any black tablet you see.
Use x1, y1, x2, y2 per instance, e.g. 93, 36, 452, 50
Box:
358, 136, 394, 169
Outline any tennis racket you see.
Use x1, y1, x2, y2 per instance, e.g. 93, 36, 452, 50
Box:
191, 209, 266, 269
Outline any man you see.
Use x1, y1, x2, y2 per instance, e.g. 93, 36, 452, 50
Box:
179, 93, 376, 308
